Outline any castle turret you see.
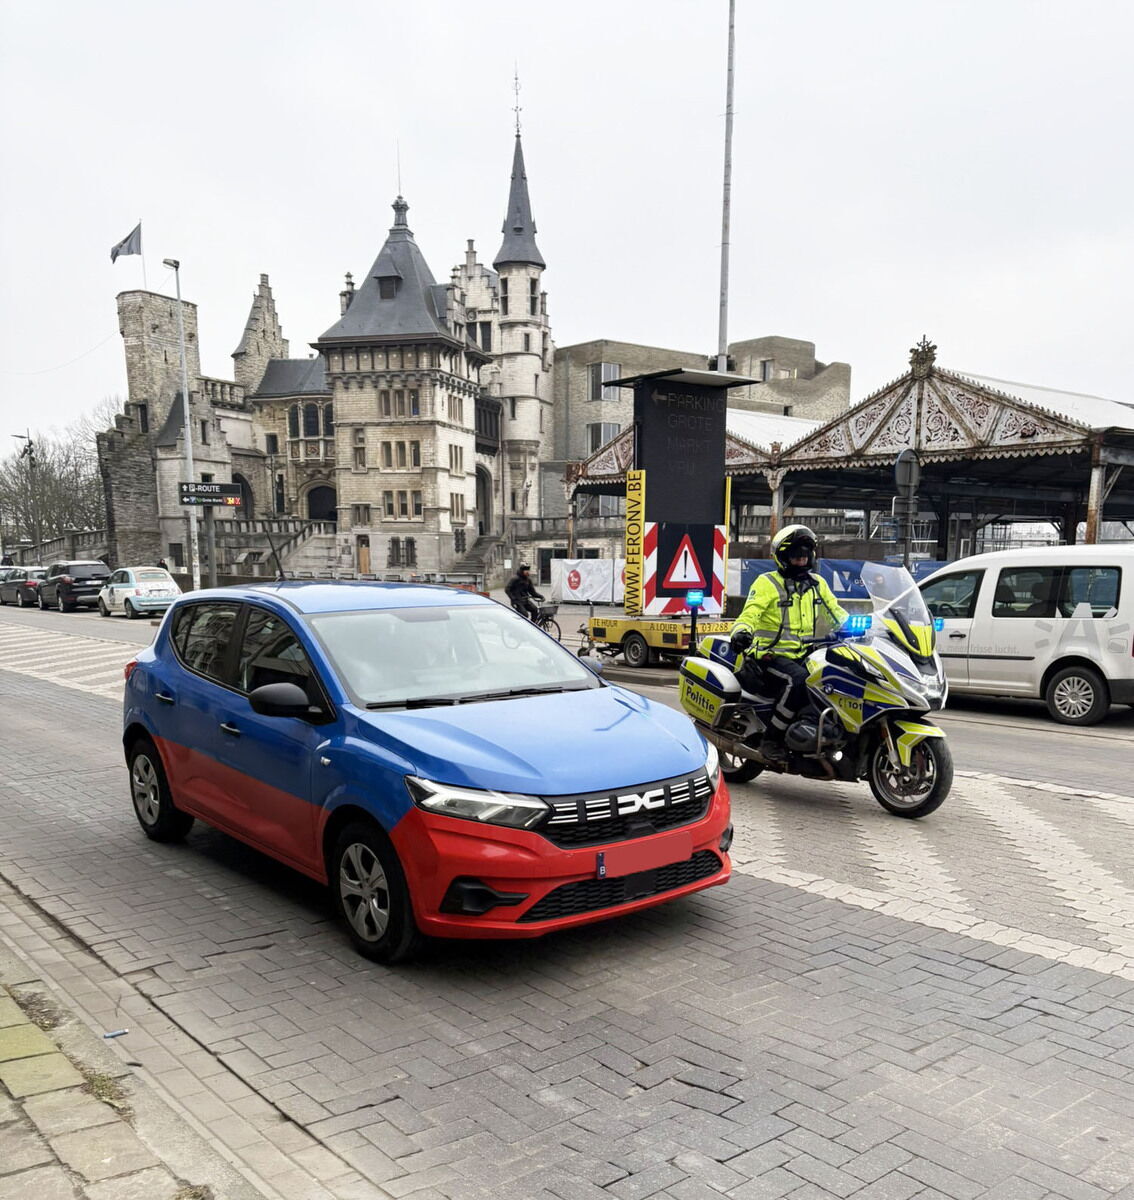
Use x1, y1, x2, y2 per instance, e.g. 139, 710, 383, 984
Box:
232, 274, 288, 394
491, 134, 551, 524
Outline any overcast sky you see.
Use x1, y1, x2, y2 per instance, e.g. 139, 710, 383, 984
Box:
2, 0, 1132, 439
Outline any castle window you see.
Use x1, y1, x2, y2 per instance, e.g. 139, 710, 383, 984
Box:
450, 493, 466, 521
200, 420, 209, 444
381, 442, 392, 468
409, 390, 419, 416
388, 537, 402, 566
398, 490, 409, 517
404, 537, 416, 566
410, 440, 420, 467
523, 333, 531, 352
479, 322, 491, 351
288, 405, 299, 437
500, 278, 508, 316
529, 278, 538, 315
448, 444, 464, 475
379, 390, 391, 417
587, 422, 620, 453
137, 403, 149, 433
760, 359, 774, 381
303, 403, 320, 436
396, 442, 407, 468
510, 490, 517, 512
383, 491, 395, 517
351, 504, 371, 525
394, 390, 406, 416
323, 404, 334, 434
539, 406, 544, 433
412, 490, 422, 517
509, 398, 516, 420
454, 529, 466, 554
379, 277, 397, 300
265, 433, 279, 454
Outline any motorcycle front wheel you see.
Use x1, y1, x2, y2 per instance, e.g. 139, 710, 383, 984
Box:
720, 749, 764, 784
868, 737, 952, 819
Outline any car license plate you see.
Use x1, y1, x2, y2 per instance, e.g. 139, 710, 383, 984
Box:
597, 831, 693, 880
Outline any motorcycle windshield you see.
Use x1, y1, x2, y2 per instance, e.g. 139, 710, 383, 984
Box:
860, 564, 936, 656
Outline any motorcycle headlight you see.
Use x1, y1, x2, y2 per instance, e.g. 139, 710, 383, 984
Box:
405, 776, 551, 830
704, 741, 720, 791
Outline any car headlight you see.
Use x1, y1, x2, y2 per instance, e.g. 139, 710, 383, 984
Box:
405, 776, 551, 830
704, 741, 720, 791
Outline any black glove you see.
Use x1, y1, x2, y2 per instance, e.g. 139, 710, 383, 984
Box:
729, 628, 753, 653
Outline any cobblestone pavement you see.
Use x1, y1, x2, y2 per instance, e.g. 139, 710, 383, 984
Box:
1, 624, 1133, 1199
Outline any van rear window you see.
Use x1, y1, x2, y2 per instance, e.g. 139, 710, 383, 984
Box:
1062, 567, 1120, 618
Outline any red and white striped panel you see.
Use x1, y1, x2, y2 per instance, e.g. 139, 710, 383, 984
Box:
642, 523, 728, 616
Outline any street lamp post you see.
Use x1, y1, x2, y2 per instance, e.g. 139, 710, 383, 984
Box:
12, 430, 40, 551
163, 259, 201, 590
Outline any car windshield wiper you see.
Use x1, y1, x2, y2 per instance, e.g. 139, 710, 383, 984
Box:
365, 696, 464, 710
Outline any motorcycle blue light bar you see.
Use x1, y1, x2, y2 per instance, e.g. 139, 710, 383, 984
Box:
844, 613, 872, 633
934, 617, 945, 631
686, 589, 705, 610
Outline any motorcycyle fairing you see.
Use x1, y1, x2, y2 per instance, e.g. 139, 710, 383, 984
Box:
678, 563, 951, 818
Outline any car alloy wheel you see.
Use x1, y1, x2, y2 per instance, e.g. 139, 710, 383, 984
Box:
98, 599, 110, 617
16, 592, 27, 608
57, 593, 65, 612
128, 739, 194, 842
331, 821, 423, 963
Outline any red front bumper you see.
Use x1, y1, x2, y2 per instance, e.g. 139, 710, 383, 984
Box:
390, 780, 732, 939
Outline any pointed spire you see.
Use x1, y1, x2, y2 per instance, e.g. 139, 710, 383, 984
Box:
493, 135, 545, 270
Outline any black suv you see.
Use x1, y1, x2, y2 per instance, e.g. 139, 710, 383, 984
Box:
40, 560, 110, 612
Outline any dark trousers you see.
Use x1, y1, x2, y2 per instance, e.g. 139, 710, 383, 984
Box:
742, 654, 809, 734
512, 597, 539, 620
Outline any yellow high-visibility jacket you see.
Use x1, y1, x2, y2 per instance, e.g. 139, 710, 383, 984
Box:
731, 570, 848, 659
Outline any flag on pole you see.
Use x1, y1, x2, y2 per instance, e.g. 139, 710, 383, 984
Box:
110, 222, 142, 263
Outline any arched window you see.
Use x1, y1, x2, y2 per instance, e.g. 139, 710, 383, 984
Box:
287, 405, 299, 438
303, 403, 320, 437
323, 403, 334, 435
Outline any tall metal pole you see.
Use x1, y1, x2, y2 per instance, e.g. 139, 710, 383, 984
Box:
164, 259, 201, 590
716, 0, 736, 373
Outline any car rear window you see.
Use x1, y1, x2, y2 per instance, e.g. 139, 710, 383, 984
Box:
137, 569, 172, 582
72, 565, 109, 580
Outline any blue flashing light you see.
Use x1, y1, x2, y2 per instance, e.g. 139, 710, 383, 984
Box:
844, 613, 872, 634
934, 617, 945, 631
686, 589, 705, 610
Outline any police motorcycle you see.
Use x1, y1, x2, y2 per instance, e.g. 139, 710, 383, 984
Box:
678, 563, 952, 818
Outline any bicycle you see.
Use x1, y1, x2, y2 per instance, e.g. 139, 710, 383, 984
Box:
533, 602, 561, 641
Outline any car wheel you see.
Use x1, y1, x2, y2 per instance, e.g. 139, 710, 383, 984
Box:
124, 600, 138, 619
1044, 665, 1109, 725
331, 821, 423, 964
98, 599, 110, 617
128, 738, 194, 842
16, 591, 27, 608
622, 632, 651, 668
57, 593, 67, 613
0, 592, 5, 606
38, 591, 48, 610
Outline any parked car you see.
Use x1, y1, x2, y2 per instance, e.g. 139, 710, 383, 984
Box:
0, 566, 47, 607
122, 583, 731, 962
39, 560, 111, 612
98, 566, 182, 619
920, 544, 1134, 724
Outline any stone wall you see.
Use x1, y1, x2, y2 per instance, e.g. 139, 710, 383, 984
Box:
117, 290, 202, 434
96, 407, 162, 567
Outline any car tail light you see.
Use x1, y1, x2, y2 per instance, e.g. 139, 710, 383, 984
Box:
124, 659, 138, 682
60, 575, 73, 584
134, 588, 142, 596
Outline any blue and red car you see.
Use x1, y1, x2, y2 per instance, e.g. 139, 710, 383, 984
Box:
123, 583, 732, 961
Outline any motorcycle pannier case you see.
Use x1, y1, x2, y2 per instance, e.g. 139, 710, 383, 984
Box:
678, 657, 742, 727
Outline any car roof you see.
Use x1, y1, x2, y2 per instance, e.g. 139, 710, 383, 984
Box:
923, 544, 1134, 579
177, 580, 496, 616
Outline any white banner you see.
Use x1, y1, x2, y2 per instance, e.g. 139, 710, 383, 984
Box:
551, 559, 626, 603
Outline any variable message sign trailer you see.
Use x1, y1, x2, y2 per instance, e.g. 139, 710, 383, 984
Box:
579, 368, 755, 666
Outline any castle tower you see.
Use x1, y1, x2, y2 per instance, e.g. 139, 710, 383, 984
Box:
492, 133, 552, 525
232, 274, 289, 393
316, 196, 490, 575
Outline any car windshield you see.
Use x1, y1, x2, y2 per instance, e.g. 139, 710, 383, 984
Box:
309, 602, 601, 707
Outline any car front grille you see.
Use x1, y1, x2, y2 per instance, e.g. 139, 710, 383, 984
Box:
518, 850, 722, 923
539, 771, 714, 847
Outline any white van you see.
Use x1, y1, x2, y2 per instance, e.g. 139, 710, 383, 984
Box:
919, 545, 1134, 725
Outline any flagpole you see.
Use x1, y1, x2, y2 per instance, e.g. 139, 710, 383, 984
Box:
163, 258, 201, 591
141, 220, 148, 289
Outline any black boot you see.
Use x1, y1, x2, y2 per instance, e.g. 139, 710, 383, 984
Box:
758, 734, 787, 764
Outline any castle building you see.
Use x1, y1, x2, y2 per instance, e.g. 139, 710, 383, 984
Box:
97, 130, 850, 582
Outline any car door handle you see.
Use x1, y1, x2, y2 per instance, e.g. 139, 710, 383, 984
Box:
155, 692, 175, 705
948, 632, 967, 639
219, 722, 241, 737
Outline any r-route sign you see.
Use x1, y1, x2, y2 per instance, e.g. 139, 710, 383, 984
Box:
179, 482, 243, 507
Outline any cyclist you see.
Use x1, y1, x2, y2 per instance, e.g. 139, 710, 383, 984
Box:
506, 563, 544, 621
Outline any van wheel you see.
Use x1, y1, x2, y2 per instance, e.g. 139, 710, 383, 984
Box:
1045, 665, 1109, 725
622, 633, 650, 668
331, 821, 423, 964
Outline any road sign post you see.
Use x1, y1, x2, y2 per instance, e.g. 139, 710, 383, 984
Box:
179, 484, 241, 587
894, 449, 920, 569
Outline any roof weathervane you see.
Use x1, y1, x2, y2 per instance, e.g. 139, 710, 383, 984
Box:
513, 67, 522, 135
910, 334, 937, 378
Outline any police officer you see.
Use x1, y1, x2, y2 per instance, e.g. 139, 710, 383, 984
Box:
505, 563, 543, 621
729, 524, 848, 761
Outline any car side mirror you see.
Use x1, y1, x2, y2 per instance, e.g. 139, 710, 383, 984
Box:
579, 654, 605, 676
249, 681, 324, 720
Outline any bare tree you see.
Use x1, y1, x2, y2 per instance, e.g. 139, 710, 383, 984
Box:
0, 397, 123, 552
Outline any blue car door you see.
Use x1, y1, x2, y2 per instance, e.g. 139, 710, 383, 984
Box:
209, 605, 326, 877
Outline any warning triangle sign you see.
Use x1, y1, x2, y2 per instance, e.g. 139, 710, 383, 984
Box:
661, 535, 707, 588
